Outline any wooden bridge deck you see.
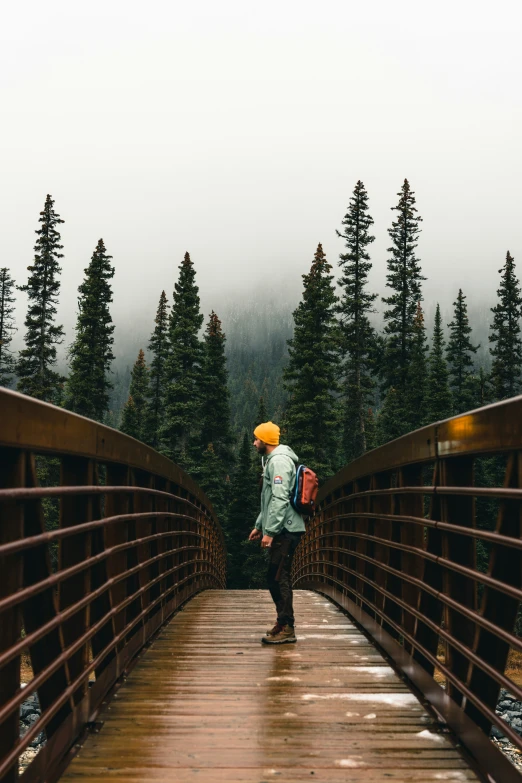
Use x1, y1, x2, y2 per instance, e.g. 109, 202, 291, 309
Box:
61, 590, 480, 782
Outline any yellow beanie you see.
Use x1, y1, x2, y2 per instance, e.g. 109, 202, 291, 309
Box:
253, 421, 280, 446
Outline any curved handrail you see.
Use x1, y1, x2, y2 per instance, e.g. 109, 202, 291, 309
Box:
295, 396, 522, 783
0, 388, 227, 783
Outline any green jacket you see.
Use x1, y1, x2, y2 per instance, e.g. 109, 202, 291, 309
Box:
255, 444, 306, 537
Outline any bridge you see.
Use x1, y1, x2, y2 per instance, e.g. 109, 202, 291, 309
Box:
0, 387, 521, 782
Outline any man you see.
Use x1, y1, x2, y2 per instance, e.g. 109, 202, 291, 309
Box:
248, 421, 305, 644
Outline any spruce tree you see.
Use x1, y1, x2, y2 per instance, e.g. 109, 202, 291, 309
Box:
283, 243, 340, 478
446, 289, 479, 414
197, 312, 234, 467
336, 180, 378, 462
17, 195, 65, 402
489, 251, 522, 400
120, 350, 149, 440
425, 304, 453, 422
404, 302, 428, 431
145, 290, 170, 448
65, 239, 115, 420
120, 396, 140, 439
376, 388, 405, 445
382, 179, 425, 392
198, 443, 229, 525
0, 268, 16, 387
255, 395, 267, 427
162, 253, 204, 465
227, 432, 260, 587
365, 408, 377, 451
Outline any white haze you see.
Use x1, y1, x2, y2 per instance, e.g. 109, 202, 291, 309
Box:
1, 0, 521, 354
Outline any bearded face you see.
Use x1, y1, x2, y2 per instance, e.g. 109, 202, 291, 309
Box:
253, 438, 267, 455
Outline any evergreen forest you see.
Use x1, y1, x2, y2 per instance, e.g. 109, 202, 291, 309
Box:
2, 185, 521, 590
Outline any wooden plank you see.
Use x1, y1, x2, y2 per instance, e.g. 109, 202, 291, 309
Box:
61, 591, 480, 783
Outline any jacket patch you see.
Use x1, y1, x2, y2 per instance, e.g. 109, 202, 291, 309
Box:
274, 475, 283, 484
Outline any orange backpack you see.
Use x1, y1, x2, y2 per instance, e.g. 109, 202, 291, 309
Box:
290, 464, 319, 517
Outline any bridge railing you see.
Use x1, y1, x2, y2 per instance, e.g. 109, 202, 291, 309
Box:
294, 397, 522, 783
0, 388, 226, 783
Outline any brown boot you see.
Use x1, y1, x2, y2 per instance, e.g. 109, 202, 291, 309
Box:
261, 624, 296, 644
266, 622, 284, 637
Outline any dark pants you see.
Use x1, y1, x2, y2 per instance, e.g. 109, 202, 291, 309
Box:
267, 530, 303, 627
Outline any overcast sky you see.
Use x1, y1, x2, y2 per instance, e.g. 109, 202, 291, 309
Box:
2, 0, 521, 346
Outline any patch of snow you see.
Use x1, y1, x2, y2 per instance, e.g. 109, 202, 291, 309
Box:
266, 676, 301, 682
335, 758, 366, 768
417, 730, 446, 743
303, 693, 418, 706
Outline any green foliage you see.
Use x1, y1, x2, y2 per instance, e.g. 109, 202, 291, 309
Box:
162, 252, 204, 465
65, 239, 115, 420
145, 290, 170, 448
226, 310, 291, 436
365, 408, 377, 451
196, 443, 230, 523
224, 432, 263, 587
0, 268, 16, 387
35, 456, 61, 570
283, 244, 340, 479
196, 312, 234, 468
446, 289, 479, 414
489, 251, 522, 400
120, 349, 149, 440
255, 396, 267, 428
376, 387, 406, 445
425, 304, 453, 422
404, 302, 428, 431
336, 180, 378, 461
382, 179, 425, 392
17, 195, 65, 402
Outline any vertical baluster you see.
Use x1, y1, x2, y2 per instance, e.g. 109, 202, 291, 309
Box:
104, 465, 129, 672
397, 465, 425, 654
22, 454, 72, 736
0, 448, 25, 783
59, 456, 95, 705
438, 456, 476, 705
371, 471, 394, 632
412, 461, 444, 674
466, 451, 522, 732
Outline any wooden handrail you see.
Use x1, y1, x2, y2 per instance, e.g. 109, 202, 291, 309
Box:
295, 396, 522, 783
0, 388, 226, 783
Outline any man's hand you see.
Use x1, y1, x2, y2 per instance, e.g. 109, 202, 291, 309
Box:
261, 535, 273, 548
248, 528, 262, 542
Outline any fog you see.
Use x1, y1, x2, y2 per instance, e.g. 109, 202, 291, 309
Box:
2, 0, 521, 353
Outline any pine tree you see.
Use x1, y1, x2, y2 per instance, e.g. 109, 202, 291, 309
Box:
254, 395, 267, 427
489, 251, 522, 400
376, 388, 405, 445
197, 444, 229, 523
336, 180, 378, 462
365, 408, 377, 452
145, 290, 170, 448
17, 195, 65, 402
404, 302, 428, 430
120, 395, 140, 439
196, 312, 234, 467
283, 244, 340, 478
162, 253, 204, 465
65, 239, 115, 420
382, 179, 425, 392
120, 350, 149, 440
446, 289, 479, 414
0, 268, 16, 387
227, 432, 258, 587
425, 304, 453, 422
